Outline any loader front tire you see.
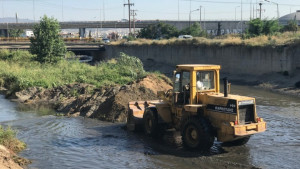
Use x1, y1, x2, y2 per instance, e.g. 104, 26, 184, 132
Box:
181, 117, 214, 150
143, 108, 160, 137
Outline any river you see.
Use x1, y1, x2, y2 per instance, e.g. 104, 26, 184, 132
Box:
0, 85, 300, 169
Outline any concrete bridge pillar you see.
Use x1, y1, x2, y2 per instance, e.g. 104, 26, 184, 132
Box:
0, 29, 8, 37
79, 28, 86, 38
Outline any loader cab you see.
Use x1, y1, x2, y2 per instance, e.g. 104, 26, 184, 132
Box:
173, 64, 221, 105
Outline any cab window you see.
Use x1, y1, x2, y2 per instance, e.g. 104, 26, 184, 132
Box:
196, 71, 214, 91
182, 71, 190, 91
174, 71, 190, 92
174, 73, 181, 92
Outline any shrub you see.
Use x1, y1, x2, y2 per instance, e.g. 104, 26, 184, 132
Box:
180, 22, 207, 37
0, 125, 26, 153
282, 20, 298, 32
137, 22, 179, 39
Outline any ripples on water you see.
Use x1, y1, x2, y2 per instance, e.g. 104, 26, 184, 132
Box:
0, 85, 300, 169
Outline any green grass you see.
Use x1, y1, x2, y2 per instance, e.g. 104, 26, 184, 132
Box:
0, 50, 146, 94
0, 125, 26, 153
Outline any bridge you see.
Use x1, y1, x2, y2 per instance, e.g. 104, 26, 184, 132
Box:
0, 20, 247, 37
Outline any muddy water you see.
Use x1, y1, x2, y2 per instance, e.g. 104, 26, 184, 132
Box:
0, 85, 300, 169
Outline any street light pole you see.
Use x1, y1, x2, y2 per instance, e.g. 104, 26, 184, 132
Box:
235, 6, 240, 21
264, 0, 279, 19
189, 9, 199, 27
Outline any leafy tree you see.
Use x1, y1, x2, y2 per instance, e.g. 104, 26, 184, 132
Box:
8, 29, 23, 37
247, 18, 264, 36
137, 22, 179, 39
247, 18, 281, 37
262, 19, 281, 35
282, 20, 298, 32
30, 15, 66, 63
180, 22, 207, 37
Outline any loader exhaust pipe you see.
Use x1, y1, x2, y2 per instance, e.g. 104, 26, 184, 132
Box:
223, 77, 228, 97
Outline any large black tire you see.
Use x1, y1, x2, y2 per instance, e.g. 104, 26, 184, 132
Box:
181, 117, 214, 150
223, 136, 251, 146
143, 108, 161, 137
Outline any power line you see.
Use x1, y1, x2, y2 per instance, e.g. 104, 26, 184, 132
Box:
181, 0, 300, 6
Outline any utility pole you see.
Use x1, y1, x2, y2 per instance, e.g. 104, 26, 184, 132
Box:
250, 0, 252, 20
241, 0, 243, 33
124, 0, 134, 36
131, 9, 137, 37
123, 0, 125, 18
62, 0, 64, 21
235, 6, 240, 21
199, 6, 202, 27
33, 0, 35, 22
103, 0, 105, 21
203, 7, 206, 30
1, 0, 4, 18
178, 0, 180, 21
15, 13, 18, 23
259, 3, 262, 19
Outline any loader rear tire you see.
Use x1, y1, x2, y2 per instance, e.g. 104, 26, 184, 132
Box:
181, 117, 214, 150
143, 108, 161, 138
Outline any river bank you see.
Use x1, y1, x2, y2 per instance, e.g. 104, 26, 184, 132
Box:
3, 74, 171, 122
224, 70, 300, 98
0, 125, 29, 169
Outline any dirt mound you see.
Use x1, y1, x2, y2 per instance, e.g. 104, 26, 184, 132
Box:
14, 75, 172, 122
0, 145, 25, 169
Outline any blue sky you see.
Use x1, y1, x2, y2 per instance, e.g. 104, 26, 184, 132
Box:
0, 0, 300, 21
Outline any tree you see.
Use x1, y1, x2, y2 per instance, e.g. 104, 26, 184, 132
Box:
262, 19, 281, 35
282, 20, 298, 32
108, 32, 120, 40
247, 18, 281, 37
247, 18, 264, 36
8, 29, 23, 37
30, 15, 66, 63
180, 22, 207, 37
137, 22, 179, 39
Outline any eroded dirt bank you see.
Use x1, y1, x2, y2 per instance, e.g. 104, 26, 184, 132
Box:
11, 75, 172, 122
0, 145, 29, 169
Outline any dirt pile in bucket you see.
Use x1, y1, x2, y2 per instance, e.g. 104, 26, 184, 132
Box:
14, 74, 172, 122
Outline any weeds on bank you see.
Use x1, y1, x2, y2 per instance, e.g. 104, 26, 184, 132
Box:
0, 50, 146, 93
111, 31, 300, 47
0, 125, 26, 153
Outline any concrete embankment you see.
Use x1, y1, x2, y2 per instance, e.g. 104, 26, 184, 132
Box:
105, 44, 300, 76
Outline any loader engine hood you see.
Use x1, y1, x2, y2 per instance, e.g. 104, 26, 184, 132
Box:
198, 93, 255, 114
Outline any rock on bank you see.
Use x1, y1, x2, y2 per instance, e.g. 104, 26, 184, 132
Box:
14, 75, 172, 122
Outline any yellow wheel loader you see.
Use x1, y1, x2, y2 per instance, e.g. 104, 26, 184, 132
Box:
127, 64, 266, 150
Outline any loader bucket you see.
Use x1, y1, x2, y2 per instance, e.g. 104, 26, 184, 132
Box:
127, 100, 160, 131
